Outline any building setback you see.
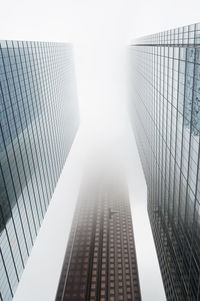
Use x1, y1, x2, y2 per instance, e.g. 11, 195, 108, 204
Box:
0, 40, 79, 300
130, 23, 200, 300
56, 176, 141, 301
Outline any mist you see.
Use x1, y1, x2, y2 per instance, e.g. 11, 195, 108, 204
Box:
4, 0, 199, 300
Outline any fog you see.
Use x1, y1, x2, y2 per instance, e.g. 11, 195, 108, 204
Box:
1, 0, 199, 300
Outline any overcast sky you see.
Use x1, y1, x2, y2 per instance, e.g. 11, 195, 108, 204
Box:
1, 0, 199, 300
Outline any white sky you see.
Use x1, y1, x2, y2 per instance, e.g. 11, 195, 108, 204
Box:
1, 0, 199, 300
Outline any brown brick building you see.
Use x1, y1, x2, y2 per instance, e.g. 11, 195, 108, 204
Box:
56, 176, 141, 301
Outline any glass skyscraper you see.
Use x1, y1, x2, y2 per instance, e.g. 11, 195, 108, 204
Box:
130, 23, 200, 300
0, 40, 79, 300
56, 174, 141, 301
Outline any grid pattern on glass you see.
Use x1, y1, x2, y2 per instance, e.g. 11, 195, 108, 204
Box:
56, 179, 141, 301
0, 40, 79, 301
132, 23, 200, 46
129, 21, 200, 301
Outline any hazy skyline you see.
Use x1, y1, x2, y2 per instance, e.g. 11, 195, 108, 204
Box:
1, 0, 200, 300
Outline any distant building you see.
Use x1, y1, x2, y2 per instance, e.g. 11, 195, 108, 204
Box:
130, 23, 200, 300
0, 40, 79, 300
56, 176, 141, 301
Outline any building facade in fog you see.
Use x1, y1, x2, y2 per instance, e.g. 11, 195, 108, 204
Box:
130, 23, 200, 300
0, 40, 79, 300
56, 176, 141, 301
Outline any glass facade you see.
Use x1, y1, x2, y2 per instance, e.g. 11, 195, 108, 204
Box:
56, 176, 141, 301
129, 23, 200, 300
0, 40, 79, 300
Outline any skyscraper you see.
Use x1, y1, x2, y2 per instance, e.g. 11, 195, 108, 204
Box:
0, 40, 79, 301
56, 174, 141, 301
130, 23, 200, 300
